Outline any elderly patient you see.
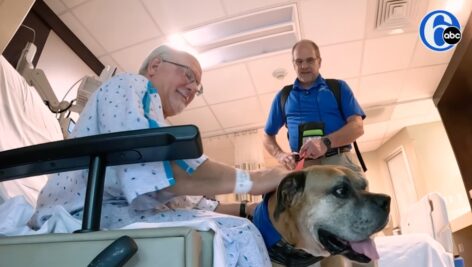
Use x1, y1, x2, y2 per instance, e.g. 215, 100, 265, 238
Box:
29, 46, 286, 238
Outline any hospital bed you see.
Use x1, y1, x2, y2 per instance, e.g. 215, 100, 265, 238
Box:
374, 193, 456, 267
0, 54, 457, 267
0, 55, 217, 266
0, 124, 216, 267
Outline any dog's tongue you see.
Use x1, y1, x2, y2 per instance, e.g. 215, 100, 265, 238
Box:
349, 238, 379, 260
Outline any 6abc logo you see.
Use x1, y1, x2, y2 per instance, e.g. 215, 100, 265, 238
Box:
419, 10, 461, 51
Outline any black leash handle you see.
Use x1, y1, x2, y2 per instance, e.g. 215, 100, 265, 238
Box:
354, 141, 367, 172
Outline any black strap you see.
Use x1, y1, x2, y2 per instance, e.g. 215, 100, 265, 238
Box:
324, 79, 367, 172
280, 85, 293, 127
239, 200, 248, 218
278, 80, 367, 172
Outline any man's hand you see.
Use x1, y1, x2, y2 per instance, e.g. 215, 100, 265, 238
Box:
276, 151, 297, 170
299, 138, 328, 159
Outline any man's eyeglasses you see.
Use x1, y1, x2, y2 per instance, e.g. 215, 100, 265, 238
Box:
293, 57, 318, 67
162, 59, 203, 96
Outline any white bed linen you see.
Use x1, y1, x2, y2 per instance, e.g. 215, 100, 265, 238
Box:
0, 197, 455, 267
0, 196, 270, 267
0, 56, 62, 206
376, 234, 454, 267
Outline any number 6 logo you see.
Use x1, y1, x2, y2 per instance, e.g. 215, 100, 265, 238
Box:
419, 10, 461, 51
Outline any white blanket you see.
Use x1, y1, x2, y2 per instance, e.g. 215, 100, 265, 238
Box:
1, 196, 454, 267
0, 56, 62, 206
376, 234, 454, 267
0, 196, 270, 267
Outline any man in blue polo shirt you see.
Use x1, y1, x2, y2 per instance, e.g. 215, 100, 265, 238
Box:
263, 39, 365, 173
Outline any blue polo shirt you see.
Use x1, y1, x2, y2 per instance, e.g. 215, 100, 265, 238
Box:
264, 75, 365, 152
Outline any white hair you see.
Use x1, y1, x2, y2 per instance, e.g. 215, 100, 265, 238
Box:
138, 45, 174, 75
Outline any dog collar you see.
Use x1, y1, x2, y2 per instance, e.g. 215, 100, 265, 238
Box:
252, 194, 323, 267
252, 193, 282, 247
268, 240, 324, 267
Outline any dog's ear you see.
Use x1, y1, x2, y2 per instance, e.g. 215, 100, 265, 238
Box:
273, 170, 306, 220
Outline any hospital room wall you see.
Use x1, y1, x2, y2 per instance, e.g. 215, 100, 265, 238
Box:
363, 121, 470, 229
36, 30, 96, 121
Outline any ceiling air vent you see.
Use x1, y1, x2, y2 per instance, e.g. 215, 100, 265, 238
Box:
179, 4, 300, 69
376, 0, 418, 29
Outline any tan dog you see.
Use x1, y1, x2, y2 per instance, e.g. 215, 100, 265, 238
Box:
251, 165, 390, 267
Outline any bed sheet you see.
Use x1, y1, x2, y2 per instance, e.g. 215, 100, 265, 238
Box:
0, 196, 455, 267
0, 56, 63, 206
0, 195, 271, 267
376, 234, 454, 267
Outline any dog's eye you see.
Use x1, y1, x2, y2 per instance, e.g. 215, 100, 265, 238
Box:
333, 185, 349, 198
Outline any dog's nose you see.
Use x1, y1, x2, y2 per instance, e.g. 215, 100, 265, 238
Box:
372, 194, 391, 211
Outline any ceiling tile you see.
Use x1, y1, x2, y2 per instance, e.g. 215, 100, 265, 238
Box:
384, 114, 441, 141
426, 0, 472, 28
186, 94, 207, 109
141, 0, 225, 34
202, 64, 256, 104
321, 41, 363, 79
211, 97, 264, 128
222, 0, 290, 16
420, 109, 441, 123
384, 120, 405, 142
72, 0, 161, 52
59, 12, 106, 57
246, 52, 297, 94
400, 64, 448, 101
110, 38, 164, 73
364, 106, 394, 125
44, 0, 68, 14
300, 0, 367, 45
391, 98, 437, 120
358, 70, 407, 107
362, 33, 417, 75
410, 42, 454, 68
167, 106, 222, 133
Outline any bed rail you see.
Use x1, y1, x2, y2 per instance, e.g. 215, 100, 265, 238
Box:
0, 125, 203, 232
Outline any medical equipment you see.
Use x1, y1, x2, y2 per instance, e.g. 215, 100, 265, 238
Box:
15, 42, 115, 137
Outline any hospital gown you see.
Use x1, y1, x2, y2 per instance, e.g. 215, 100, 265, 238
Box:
28, 73, 271, 266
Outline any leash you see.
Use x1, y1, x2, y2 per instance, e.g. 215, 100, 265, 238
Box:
295, 155, 305, 170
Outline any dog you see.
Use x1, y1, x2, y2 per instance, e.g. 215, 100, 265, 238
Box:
251, 165, 391, 267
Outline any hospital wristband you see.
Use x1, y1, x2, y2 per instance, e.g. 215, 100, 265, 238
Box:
234, 169, 253, 193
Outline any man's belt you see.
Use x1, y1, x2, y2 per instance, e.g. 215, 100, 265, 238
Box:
296, 145, 351, 161
324, 145, 351, 157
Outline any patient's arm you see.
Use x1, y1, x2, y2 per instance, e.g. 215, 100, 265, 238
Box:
168, 159, 289, 196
